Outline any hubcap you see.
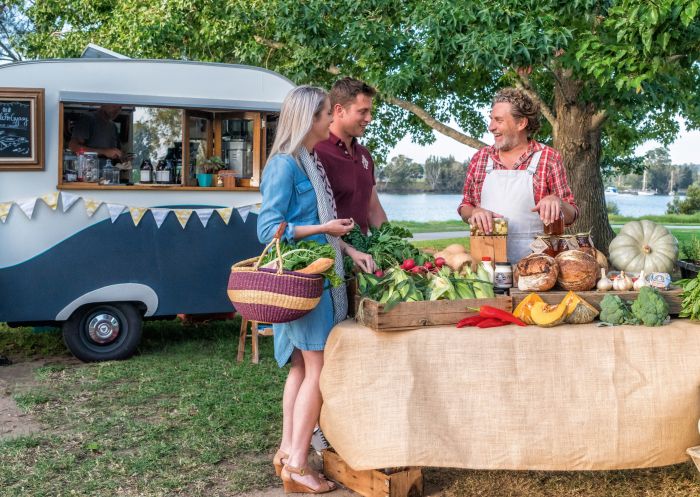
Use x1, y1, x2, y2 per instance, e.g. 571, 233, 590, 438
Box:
87, 313, 120, 344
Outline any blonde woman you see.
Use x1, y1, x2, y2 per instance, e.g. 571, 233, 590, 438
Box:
257, 86, 353, 494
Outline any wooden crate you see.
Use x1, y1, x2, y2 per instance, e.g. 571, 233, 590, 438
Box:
470, 235, 507, 270
509, 286, 683, 315
323, 449, 423, 497
355, 294, 513, 332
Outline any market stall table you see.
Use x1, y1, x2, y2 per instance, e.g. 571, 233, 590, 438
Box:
319, 319, 700, 471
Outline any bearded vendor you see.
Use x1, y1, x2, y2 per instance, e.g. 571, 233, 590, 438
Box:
458, 87, 579, 263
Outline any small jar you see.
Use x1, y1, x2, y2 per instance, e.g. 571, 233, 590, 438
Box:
494, 262, 513, 289
543, 213, 564, 236
479, 257, 495, 284
575, 232, 593, 249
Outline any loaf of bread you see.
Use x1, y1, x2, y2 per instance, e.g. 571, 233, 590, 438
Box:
515, 254, 558, 292
555, 250, 599, 291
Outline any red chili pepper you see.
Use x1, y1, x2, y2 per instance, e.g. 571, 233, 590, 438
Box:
476, 318, 509, 328
456, 315, 487, 328
476, 305, 527, 326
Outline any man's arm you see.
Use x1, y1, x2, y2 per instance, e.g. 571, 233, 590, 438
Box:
367, 186, 388, 229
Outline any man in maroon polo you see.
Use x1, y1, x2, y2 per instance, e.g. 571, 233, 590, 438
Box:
315, 78, 388, 273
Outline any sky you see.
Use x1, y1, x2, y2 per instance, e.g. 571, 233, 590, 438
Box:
389, 119, 700, 165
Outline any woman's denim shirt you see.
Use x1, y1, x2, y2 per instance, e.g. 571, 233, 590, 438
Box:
257, 153, 326, 245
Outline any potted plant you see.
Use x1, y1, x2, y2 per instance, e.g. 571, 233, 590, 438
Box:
195, 156, 225, 187
678, 235, 700, 279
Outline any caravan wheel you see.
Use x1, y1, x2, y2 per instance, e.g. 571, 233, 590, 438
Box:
62, 303, 143, 362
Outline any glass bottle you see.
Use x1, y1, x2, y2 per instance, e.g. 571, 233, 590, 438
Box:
101, 159, 117, 185
140, 159, 153, 184
479, 257, 495, 284
76, 147, 86, 182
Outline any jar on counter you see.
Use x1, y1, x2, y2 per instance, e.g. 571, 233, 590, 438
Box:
494, 262, 513, 289
575, 232, 594, 249
543, 213, 564, 236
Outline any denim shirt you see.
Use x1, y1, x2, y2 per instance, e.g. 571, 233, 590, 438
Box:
257, 153, 326, 246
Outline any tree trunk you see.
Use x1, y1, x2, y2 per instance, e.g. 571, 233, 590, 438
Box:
552, 74, 615, 254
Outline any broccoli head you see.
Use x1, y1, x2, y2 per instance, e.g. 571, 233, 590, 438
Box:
600, 294, 637, 325
631, 286, 669, 326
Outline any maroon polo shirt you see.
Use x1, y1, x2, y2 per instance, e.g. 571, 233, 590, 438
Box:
315, 132, 376, 234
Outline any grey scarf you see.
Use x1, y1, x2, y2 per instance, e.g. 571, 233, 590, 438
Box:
298, 147, 348, 324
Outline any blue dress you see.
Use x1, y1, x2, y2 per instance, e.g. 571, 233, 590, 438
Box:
257, 153, 335, 367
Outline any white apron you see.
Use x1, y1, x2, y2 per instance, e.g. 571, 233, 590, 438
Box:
479, 151, 544, 263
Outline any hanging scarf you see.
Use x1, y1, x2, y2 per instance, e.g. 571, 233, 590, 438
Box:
298, 147, 348, 324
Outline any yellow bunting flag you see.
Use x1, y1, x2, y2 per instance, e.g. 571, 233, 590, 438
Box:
174, 209, 192, 229
129, 207, 148, 226
216, 207, 233, 225
40, 192, 59, 210
84, 198, 103, 217
0, 202, 12, 223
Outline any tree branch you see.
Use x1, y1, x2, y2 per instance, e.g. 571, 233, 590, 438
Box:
253, 35, 285, 50
384, 95, 487, 150
590, 109, 608, 131
514, 69, 557, 128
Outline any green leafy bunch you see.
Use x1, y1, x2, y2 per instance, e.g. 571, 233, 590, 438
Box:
342, 222, 427, 272
260, 240, 342, 287
630, 286, 669, 326
677, 275, 700, 320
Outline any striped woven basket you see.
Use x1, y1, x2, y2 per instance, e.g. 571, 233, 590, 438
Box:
227, 222, 324, 323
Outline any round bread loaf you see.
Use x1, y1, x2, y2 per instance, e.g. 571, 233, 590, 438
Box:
555, 250, 599, 291
515, 254, 558, 291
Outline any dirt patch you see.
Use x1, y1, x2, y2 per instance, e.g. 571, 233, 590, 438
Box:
0, 355, 80, 440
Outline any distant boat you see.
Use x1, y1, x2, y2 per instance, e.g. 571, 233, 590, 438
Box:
638, 170, 656, 196
605, 186, 618, 195
638, 190, 656, 196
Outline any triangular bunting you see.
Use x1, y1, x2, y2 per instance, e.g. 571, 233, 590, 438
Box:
151, 208, 169, 228
17, 198, 38, 219
60, 192, 81, 212
174, 209, 192, 229
216, 207, 233, 225
237, 205, 252, 223
129, 207, 148, 226
107, 203, 126, 223
84, 198, 103, 217
40, 192, 59, 210
195, 209, 214, 228
0, 202, 12, 223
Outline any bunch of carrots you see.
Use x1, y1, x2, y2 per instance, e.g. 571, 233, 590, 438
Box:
456, 305, 526, 329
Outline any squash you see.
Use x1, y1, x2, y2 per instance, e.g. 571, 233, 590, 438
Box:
296, 258, 335, 274
608, 220, 678, 274
530, 300, 569, 327
513, 293, 544, 325
442, 243, 469, 254
560, 291, 599, 324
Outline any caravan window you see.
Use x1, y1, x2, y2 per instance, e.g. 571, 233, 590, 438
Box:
58, 102, 272, 191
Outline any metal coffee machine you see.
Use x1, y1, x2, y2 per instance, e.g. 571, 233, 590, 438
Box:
222, 118, 253, 179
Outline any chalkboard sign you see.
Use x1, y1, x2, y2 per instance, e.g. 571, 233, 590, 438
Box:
0, 88, 44, 170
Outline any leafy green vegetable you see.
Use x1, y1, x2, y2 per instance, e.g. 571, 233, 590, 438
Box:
630, 287, 669, 326
677, 276, 700, 321
599, 294, 638, 325
260, 240, 342, 287
342, 222, 427, 272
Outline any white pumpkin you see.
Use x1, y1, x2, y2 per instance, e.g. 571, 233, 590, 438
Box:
608, 220, 678, 274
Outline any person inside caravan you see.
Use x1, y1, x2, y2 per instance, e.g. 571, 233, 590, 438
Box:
68, 104, 124, 161
257, 85, 354, 494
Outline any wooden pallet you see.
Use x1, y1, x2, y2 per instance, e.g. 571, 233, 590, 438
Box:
322, 449, 423, 497
355, 294, 513, 332
509, 286, 683, 314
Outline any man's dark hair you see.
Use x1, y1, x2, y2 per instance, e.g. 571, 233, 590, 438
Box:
493, 87, 541, 138
330, 77, 377, 109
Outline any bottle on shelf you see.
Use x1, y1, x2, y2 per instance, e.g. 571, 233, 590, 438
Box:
76, 147, 86, 182
479, 257, 495, 284
140, 159, 153, 184
163, 159, 173, 184
101, 159, 119, 185
155, 160, 166, 184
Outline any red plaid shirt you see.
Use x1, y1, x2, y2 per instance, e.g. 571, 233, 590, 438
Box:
458, 140, 578, 221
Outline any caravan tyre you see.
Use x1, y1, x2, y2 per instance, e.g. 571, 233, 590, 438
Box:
63, 303, 143, 362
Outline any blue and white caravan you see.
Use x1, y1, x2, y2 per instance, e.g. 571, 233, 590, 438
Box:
0, 55, 294, 361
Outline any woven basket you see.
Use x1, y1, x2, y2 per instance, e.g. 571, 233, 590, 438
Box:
227, 222, 324, 323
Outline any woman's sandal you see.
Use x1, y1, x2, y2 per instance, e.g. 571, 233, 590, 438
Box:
274, 450, 328, 480
280, 463, 336, 494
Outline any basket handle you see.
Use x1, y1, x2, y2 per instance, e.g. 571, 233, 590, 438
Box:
253, 222, 287, 274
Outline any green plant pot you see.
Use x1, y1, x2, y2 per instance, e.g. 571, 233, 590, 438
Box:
197, 173, 213, 187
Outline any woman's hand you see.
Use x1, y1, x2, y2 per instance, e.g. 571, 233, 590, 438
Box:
322, 218, 355, 237
345, 245, 377, 273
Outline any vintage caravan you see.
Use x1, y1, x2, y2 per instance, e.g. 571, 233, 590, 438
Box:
0, 58, 294, 361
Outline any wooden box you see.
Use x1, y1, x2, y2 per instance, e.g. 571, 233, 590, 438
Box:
355, 294, 513, 332
323, 449, 423, 497
470, 235, 507, 270
509, 287, 683, 315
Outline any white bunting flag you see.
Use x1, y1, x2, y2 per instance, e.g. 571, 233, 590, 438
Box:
174, 209, 192, 229
84, 198, 103, 217
216, 207, 233, 225
60, 192, 81, 212
40, 193, 59, 210
195, 209, 214, 228
0, 202, 12, 223
237, 205, 252, 223
107, 204, 126, 223
129, 207, 148, 226
151, 208, 169, 228
17, 198, 38, 219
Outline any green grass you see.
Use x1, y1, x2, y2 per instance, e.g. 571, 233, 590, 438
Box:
412, 237, 470, 251
609, 213, 700, 225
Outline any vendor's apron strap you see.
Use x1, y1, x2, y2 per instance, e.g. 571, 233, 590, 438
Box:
526, 151, 543, 175
485, 156, 494, 173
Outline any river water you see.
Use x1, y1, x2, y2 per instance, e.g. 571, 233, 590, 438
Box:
378, 192, 681, 221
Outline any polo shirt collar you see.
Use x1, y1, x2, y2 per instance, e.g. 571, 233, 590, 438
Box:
328, 131, 357, 151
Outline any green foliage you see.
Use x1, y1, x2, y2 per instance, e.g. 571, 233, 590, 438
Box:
667, 182, 700, 214
259, 239, 342, 286
377, 155, 423, 190
423, 155, 468, 192
599, 294, 638, 325
606, 201, 620, 215
342, 222, 424, 271
677, 275, 700, 320
680, 235, 700, 261
630, 287, 670, 326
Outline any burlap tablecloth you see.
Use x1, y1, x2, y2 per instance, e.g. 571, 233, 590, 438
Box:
319, 319, 700, 471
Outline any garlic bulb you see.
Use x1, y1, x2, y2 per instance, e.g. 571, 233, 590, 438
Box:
634, 270, 649, 291
613, 271, 633, 291
597, 269, 613, 291
621, 271, 634, 291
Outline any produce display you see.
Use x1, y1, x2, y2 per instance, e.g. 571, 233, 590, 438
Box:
433, 244, 472, 272
512, 291, 599, 327
677, 274, 700, 321
342, 222, 428, 272
457, 305, 526, 328
259, 240, 342, 286
514, 254, 558, 291
555, 250, 598, 291
599, 287, 669, 326
608, 220, 678, 274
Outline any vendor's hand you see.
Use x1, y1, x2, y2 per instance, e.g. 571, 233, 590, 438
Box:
531, 194, 563, 226
469, 207, 503, 235
323, 218, 354, 237
102, 148, 124, 160
345, 246, 377, 273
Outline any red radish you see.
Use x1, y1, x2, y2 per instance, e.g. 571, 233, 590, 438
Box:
402, 259, 416, 270
423, 261, 434, 270
435, 257, 445, 268
374, 270, 384, 277
410, 266, 422, 274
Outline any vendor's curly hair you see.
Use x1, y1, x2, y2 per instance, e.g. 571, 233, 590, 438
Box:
493, 88, 541, 138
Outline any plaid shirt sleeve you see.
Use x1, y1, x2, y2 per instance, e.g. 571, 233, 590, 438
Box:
536, 147, 579, 224
457, 149, 489, 215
